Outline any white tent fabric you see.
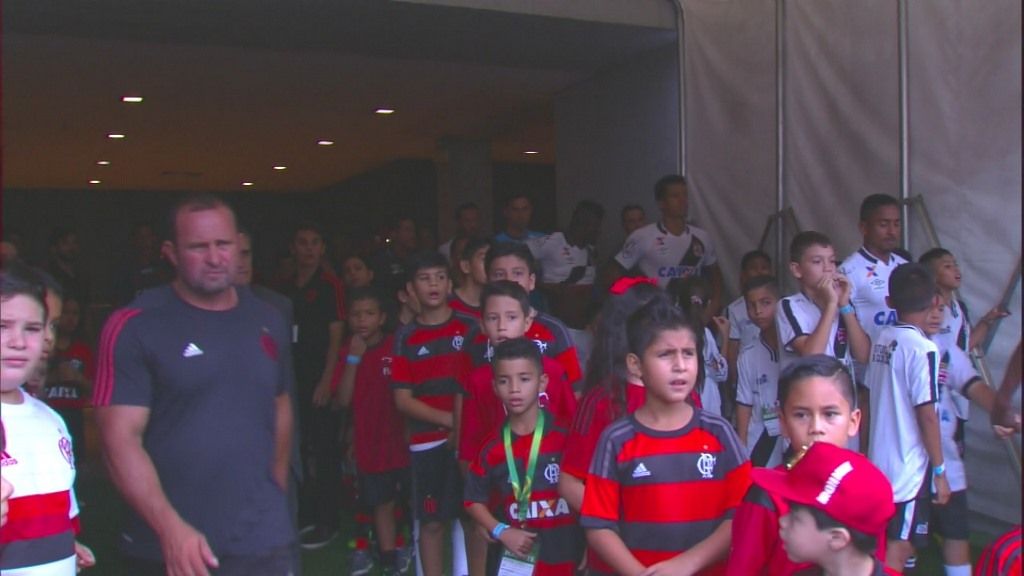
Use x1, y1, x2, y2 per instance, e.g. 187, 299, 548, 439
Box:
683, 0, 1021, 530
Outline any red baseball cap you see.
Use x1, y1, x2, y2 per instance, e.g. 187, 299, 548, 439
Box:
751, 443, 895, 536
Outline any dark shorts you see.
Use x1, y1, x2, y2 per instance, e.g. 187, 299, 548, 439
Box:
359, 467, 411, 508
931, 489, 969, 540
122, 544, 295, 576
410, 443, 462, 524
887, 474, 931, 549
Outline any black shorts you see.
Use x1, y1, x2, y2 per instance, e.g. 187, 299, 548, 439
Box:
359, 467, 411, 508
931, 489, 969, 540
410, 443, 462, 524
887, 474, 931, 549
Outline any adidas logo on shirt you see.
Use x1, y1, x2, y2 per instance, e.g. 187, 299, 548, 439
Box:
632, 462, 651, 478
417, 346, 430, 357
182, 343, 204, 358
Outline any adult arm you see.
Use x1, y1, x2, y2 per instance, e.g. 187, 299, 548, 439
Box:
96, 405, 219, 576
707, 263, 725, 317
273, 393, 292, 491
992, 341, 1022, 431
312, 320, 344, 406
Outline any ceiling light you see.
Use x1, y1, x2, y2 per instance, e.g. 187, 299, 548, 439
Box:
242, 181, 254, 187
89, 180, 101, 184
121, 96, 144, 103
317, 140, 335, 146
273, 165, 287, 171
96, 160, 111, 166
524, 150, 539, 155
375, 108, 395, 115
108, 133, 126, 139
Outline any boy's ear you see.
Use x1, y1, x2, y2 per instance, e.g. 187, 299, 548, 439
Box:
857, 220, 868, 239
788, 261, 802, 280
826, 526, 853, 552
538, 372, 549, 393
161, 241, 177, 267
625, 353, 642, 381
847, 407, 863, 438
459, 259, 472, 276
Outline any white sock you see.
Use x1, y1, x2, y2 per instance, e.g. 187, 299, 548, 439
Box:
944, 564, 971, 576
451, 519, 469, 576
414, 520, 425, 576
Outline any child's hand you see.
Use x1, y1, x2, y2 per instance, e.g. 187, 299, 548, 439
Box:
710, 316, 730, 342
0, 477, 12, 527
639, 552, 699, 576
933, 473, 951, 505
498, 527, 537, 558
833, 272, 852, 307
982, 307, 1010, 326
75, 541, 96, 572
349, 334, 368, 357
312, 380, 333, 408
993, 424, 1016, 439
811, 274, 838, 308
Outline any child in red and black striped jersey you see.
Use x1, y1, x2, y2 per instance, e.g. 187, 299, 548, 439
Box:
581, 296, 750, 576
449, 237, 490, 319
726, 355, 863, 576
391, 252, 477, 576
464, 338, 583, 576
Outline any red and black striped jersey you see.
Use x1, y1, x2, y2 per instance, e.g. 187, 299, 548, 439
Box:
448, 293, 481, 319
975, 525, 1022, 576
580, 411, 751, 576
464, 416, 583, 576
391, 311, 476, 446
467, 312, 582, 389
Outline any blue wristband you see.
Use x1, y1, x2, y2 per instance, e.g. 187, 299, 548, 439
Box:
933, 463, 946, 476
838, 304, 855, 315
346, 354, 362, 365
491, 523, 510, 539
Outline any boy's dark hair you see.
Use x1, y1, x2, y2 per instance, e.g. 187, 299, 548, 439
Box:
165, 193, 235, 243
654, 175, 687, 202
741, 250, 772, 272
626, 294, 704, 360
918, 247, 954, 268
455, 202, 480, 219
789, 231, 833, 263
504, 193, 532, 207
571, 200, 605, 223
47, 226, 76, 249
405, 251, 450, 281
778, 355, 856, 409
620, 204, 644, 220
292, 220, 325, 242
481, 281, 531, 316
485, 241, 537, 276
859, 193, 900, 223
667, 276, 711, 317
788, 503, 878, 556
0, 262, 48, 320
346, 286, 386, 312
492, 337, 543, 373
888, 263, 938, 314
742, 275, 779, 298
460, 237, 491, 262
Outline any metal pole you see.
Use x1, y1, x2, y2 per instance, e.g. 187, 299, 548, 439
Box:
671, 0, 687, 177
897, 0, 911, 251
775, 0, 786, 280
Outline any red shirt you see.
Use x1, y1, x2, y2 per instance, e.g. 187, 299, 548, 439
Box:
726, 476, 811, 576
332, 335, 409, 473
44, 341, 95, 410
448, 293, 480, 319
458, 356, 577, 463
561, 382, 646, 480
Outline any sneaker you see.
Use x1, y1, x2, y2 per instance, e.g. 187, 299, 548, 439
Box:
349, 548, 375, 576
396, 544, 415, 574
299, 525, 337, 550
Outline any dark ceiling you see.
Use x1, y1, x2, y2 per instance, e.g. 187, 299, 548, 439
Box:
2, 0, 676, 192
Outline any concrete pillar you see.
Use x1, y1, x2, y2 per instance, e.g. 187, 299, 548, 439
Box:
435, 138, 494, 241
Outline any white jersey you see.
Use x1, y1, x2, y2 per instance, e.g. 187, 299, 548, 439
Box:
736, 337, 784, 468
776, 291, 854, 374
438, 237, 455, 262
937, 346, 983, 492
865, 324, 940, 503
933, 299, 973, 420
726, 296, 760, 351
840, 247, 908, 344
526, 232, 596, 285
701, 327, 727, 416
614, 222, 717, 288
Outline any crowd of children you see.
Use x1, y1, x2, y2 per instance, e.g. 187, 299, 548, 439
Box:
1, 189, 1021, 576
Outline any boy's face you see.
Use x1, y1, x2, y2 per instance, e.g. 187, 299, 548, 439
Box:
57, 299, 81, 335
409, 266, 451, 310
488, 255, 536, 293
1, 295, 47, 391
481, 295, 532, 344
741, 257, 773, 286
348, 298, 386, 341
626, 327, 699, 405
342, 257, 374, 289
460, 246, 489, 286
43, 292, 62, 359
790, 244, 837, 289
781, 376, 861, 450
291, 229, 325, 269
493, 357, 547, 417
922, 296, 945, 336
859, 204, 901, 256
744, 285, 778, 332
929, 254, 961, 290
622, 208, 645, 235
779, 506, 832, 564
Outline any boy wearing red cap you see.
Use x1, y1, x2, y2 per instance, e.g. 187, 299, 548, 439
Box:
752, 442, 898, 576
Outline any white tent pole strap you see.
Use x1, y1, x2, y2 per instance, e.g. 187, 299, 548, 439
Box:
897, 0, 911, 252
775, 0, 787, 283
670, 0, 686, 177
